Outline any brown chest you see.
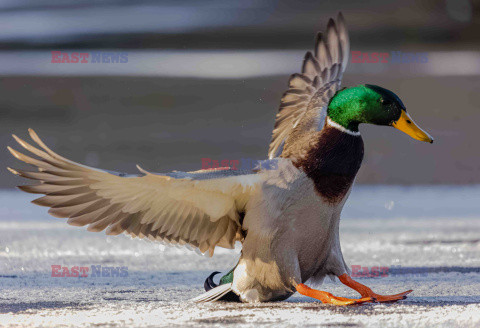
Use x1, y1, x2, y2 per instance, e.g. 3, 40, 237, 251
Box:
290, 126, 364, 203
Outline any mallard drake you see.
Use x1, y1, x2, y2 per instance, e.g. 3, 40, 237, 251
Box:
8, 13, 433, 305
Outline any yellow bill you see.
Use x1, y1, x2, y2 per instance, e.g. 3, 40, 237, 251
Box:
392, 110, 434, 143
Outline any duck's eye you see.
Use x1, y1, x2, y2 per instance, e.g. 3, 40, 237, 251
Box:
380, 99, 391, 105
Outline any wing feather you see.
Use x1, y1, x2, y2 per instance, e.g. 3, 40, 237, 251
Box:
8, 129, 261, 256
268, 12, 350, 159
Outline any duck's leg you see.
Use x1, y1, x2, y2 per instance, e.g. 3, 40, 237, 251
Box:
296, 283, 373, 305
338, 274, 412, 303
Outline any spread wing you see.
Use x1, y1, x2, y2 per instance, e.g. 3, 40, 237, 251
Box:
8, 129, 262, 256
268, 12, 350, 159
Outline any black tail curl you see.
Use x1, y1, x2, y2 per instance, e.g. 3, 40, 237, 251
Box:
204, 271, 221, 291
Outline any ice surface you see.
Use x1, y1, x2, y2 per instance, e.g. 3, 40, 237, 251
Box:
0, 186, 479, 327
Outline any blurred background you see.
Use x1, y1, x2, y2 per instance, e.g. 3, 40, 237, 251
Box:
1, 0, 479, 186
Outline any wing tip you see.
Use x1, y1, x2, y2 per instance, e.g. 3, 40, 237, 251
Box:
6, 167, 18, 175
31, 197, 50, 207
11, 134, 32, 152
7, 146, 20, 159
327, 17, 336, 27
106, 225, 124, 236
136, 164, 150, 175
67, 217, 87, 226
17, 185, 37, 194
28, 128, 40, 141
87, 224, 104, 232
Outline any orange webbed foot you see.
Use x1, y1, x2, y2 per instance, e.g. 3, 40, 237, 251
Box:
296, 283, 373, 306
338, 274, 412, 303
369, 289, 412, 303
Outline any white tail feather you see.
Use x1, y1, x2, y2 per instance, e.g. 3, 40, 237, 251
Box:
190, 283, 233, 303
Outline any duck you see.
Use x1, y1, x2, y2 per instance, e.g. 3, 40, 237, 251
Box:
7, 12, 433, 305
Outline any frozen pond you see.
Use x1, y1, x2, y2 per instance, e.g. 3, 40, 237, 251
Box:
0, 186, 479, 327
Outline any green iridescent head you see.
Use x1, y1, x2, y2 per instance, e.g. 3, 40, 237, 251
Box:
327, 84, 434, 143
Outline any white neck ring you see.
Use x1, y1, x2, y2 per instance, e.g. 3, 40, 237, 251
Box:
326, 117, 361, 136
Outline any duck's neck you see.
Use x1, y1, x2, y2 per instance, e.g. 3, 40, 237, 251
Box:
327, 87, 366, 132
